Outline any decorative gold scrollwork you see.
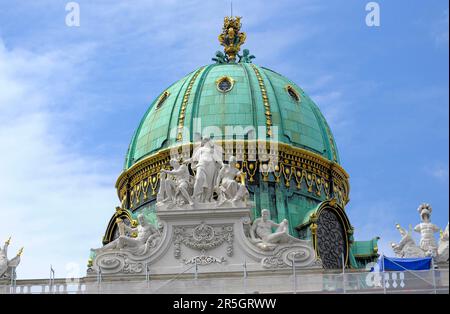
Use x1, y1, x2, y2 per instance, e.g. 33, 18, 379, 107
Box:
177, 67, 205, 141
260, 162, 270, 182
218, 16, 246, 62
282, 164, 293, 187
273, 163, 282, 183
142, 179, 149, 200
294, 168, 303, 189
246, 161, 257, 183
150, 175, 158, 195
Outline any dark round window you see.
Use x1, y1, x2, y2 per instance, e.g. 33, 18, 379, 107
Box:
217, 77, 233, 93
286, 86, 300, 102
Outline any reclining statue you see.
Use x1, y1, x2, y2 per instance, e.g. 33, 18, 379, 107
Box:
0, 237, 23, 279
91, 214, 160, 256
249, 209, 302, 251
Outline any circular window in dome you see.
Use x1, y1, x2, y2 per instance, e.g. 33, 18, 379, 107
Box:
156, 91, 170, 109
285, 85, 300, 103
216, 76, 234, 93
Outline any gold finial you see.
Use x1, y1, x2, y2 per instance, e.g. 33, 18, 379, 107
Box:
5, 236, 11, 245
17, 247, 24, 256
218, 16, 246, 62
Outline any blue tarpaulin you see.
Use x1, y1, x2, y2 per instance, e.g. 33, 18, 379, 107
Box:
378, 256, 432, 271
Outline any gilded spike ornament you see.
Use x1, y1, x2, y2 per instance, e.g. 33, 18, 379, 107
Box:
218, 16, 247, 63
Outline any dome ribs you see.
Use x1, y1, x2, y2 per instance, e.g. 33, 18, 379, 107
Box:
250, 64, 273, 138
176, 66, 206, 142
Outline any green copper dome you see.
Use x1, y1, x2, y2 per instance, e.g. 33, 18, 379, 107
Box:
104, 16, 380, 270
125, 63, 340, 169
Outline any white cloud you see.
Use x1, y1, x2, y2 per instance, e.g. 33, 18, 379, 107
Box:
426, 162, 449, 181
0, 0, 322, 280
347, 200, 399, 257
431, 9, 449, 46
0, 39, 118, 279
309, 82, 352, 136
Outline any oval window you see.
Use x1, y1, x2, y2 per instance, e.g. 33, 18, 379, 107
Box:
216, 76, 234, 93
156, 91, 170, 109
286, 85, 300, 103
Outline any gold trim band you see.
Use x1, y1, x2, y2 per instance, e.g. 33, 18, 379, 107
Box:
250, 64, 273, 137
177, 67, 205, 141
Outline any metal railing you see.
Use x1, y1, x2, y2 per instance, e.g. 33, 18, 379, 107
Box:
2, 267, 448, 294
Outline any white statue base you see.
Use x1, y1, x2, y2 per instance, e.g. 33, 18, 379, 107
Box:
89, 205, 321, 277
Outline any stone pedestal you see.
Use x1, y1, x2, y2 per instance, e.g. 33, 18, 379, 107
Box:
89, 205, 321, 277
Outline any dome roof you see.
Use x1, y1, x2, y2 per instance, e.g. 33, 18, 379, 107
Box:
124, 63, 340, 169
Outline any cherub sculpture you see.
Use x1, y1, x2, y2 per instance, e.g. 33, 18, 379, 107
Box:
212, 51, 228, 64
238, 49, 255, 63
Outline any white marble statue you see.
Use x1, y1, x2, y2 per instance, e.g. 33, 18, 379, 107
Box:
215, 156, 249, 207
156, 171, 169, 204
414, 203, 440, 257
437, 223, 449, 263
91, 214, 160, 256
249, 209, 301, 251
391, 203, 449, 261
159, 159, 194, 207
0, 237, 23, 279
391, 224, 425, 258
184, 137, 223, 203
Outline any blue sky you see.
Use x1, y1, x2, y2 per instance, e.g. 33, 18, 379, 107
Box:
0, 0, 448, 279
